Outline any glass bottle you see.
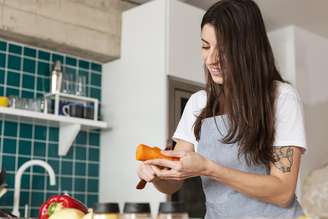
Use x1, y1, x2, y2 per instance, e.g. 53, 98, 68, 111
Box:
123, 202, 152, 219
51, 60, 62, 94
156, 202, 188, 219
93, 202, 121, 219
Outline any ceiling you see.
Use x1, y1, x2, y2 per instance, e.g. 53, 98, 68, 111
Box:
126, 0, 328, 39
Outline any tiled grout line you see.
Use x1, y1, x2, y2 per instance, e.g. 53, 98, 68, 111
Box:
7, 137, 100, 146
18, 46, 24, 99
1, 189, 98, 195
3, 40, 8, 98
0, 64, 102, 77
5, 170, 99, 180
0, 53, 102, 77
1, 153, 100, 164
0, 54, 102, 96
3, 83, 102, 92
43, 122, 50, 206
0, 118, 5, 169
72, 143, 76, 198
0, 37, 103, 66
85, 132, 90, 205
27, 118, 36, 216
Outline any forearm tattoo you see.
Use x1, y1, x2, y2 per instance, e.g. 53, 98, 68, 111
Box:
272, 146, 294, 173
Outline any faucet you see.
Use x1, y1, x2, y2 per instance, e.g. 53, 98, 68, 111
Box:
12, 160, 56, 217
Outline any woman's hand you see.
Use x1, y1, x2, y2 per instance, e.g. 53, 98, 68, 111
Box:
137, 162, 157, 182
145, 150, 210, 181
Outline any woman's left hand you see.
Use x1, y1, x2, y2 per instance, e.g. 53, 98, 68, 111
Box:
145, 150, 209, 181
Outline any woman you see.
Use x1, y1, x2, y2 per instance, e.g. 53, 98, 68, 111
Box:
137, 0, 307, 218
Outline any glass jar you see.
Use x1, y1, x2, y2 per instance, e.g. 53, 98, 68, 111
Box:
156, 202, 188, 219
93, 202, 121, 219
122, 202, 152, 219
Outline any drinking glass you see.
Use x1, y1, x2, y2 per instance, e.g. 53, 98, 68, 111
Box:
75, 75, 86, 96
61, 73, 75, 94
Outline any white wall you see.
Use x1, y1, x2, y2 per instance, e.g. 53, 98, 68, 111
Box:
168, 0, 205, 83
100, 0, 204, 215
100, 0, 167, 214
269, 26, 296, 84
294, 27, 328, 179
269, 26, 328, 198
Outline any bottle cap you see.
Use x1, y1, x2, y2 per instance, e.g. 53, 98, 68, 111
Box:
158, 202, 186, 214
123, 202, 151, 213
93, 203, 120, 214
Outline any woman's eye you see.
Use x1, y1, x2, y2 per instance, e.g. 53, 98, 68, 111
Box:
202, 46, 210, 50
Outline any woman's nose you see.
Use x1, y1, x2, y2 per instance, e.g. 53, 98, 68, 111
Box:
206, 50, 219, 65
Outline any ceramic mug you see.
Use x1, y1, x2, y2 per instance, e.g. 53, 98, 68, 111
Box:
62, 103, 85, 118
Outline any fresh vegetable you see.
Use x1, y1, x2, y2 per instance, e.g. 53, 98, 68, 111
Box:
135, 144, 179, 190
39, 194, 88, 219
136, 144, 179, 161
48, 208, 85, 219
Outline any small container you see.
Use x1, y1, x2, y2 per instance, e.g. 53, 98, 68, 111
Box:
51, 60, 62, 94
93, 202, 120, 219
123, 202, 152, 219
157, 202, 188, 219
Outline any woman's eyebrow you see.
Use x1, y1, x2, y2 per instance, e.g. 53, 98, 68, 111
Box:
201, 38, 210, 44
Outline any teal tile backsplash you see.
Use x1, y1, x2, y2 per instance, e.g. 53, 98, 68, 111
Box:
0, 39, 102, 217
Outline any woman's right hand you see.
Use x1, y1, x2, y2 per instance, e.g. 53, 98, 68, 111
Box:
137, 162, 157, 182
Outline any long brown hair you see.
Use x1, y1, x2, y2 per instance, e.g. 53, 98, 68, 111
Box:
194, 0, 285, 168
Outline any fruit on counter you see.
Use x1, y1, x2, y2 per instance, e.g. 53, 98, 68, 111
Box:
82, 209, 94, 219
0, 97, 9, 107
39, 194, 88, 219
136, 144, 179, 161
48, 208, 85, 219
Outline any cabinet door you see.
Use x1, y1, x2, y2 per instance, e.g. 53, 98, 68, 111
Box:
168, 76, 206, 218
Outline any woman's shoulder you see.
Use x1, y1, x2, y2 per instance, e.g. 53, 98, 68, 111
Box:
190, 89, 207, 99
188, 90, 207, 110
275, 81, 301, 100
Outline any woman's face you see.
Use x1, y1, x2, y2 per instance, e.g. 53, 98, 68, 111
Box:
201, 24, 223, 84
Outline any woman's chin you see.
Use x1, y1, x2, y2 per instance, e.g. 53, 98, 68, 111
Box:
211, 75, 223, 84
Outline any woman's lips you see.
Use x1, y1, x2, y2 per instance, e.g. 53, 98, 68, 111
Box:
209, 67, 222, 76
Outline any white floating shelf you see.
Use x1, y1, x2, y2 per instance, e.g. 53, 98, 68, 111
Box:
0, 107, 108, 156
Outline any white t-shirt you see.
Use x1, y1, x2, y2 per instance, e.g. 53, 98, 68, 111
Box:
173, 81, 307, 152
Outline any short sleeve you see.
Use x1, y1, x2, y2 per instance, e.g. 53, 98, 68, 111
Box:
273, 85, 307, 151
172, 90, 206, 147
